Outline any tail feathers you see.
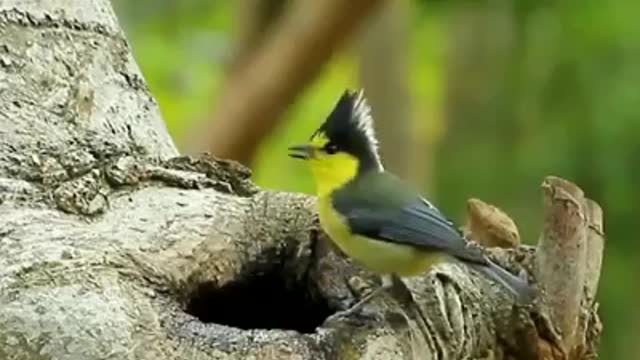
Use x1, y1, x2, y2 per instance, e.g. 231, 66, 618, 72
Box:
469, 259, 537, 304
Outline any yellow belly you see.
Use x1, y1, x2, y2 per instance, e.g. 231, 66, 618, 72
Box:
317, 197, 444, 277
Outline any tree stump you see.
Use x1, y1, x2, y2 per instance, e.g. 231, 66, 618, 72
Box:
0, 1, 603, 359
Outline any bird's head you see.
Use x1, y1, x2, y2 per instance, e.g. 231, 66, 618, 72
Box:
289, 89, 383, 196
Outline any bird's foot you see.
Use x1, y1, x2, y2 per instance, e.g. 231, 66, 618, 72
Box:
323, 306, 383, 327
323, 285, 387, 326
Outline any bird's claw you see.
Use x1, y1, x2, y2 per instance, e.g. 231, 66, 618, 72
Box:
322, 280, 390, 326
323, 306, 383, 326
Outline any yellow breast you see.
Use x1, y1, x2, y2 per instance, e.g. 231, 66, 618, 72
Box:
317, 196, 444, 277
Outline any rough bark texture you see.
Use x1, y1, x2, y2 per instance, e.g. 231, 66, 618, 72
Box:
536, 177, 587, 352
465, 198, 521, 249
0, 1, 603, 359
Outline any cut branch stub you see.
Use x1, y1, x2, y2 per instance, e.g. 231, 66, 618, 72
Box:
465, 198, 520, 248
535, 176, 589, 352
582, 198, 604, 304
569, 198, 605, 359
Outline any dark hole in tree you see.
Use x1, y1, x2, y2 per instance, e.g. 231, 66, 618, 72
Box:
185, 265, 333, 333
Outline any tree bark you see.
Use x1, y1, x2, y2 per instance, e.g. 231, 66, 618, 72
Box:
0, 1, 603, 359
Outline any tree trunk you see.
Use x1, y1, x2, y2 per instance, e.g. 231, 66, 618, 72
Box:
0, 1, 603, 359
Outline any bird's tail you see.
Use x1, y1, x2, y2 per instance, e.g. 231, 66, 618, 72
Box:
469, 259, 537, 304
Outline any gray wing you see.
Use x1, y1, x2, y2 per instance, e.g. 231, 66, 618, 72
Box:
332, 179, 485, 264
332, 174, 534, 301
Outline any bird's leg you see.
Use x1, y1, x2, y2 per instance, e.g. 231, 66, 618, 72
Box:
344, 274, 393, 315
387, 273, 414, 304
324, 275, 394, 324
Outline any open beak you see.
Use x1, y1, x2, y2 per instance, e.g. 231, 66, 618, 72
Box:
288, 144, 314, 160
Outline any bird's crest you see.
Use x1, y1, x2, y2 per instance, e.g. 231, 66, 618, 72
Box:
349, 90, 379, 155
312, 89, 383, 171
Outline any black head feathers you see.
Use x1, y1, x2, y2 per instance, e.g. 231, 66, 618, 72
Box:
313, 89, 383, 171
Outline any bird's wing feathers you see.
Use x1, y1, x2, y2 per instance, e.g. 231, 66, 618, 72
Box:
332, 173, 485, 264
331, 172, 534, 302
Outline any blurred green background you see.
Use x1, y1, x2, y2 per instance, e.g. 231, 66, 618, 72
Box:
113, 0, 639, 358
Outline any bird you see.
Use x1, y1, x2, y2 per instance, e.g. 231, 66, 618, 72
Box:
288, 89, 535, 316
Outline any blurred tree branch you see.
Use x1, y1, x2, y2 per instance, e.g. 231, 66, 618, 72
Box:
358, 0, 413, 181
185, 0, 385, 166
227, 0, 288, 76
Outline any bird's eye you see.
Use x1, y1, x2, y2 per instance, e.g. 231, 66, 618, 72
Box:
325, 143, 338, 154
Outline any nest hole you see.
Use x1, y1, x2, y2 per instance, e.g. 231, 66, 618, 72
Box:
185, 266, 333, 333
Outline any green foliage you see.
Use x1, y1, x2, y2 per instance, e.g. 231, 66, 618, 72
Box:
112, 0, 640, 357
